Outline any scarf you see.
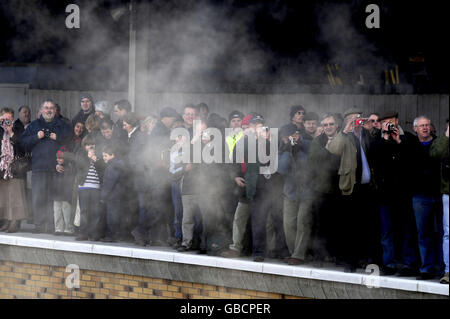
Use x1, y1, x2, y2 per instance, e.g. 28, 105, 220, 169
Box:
0, 130, 14, 180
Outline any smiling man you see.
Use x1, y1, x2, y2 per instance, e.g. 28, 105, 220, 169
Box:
20, 99, 71, 234
72, 93, 95, 127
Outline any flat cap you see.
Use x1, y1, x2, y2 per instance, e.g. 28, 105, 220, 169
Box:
343, 106, 363, 117
379, 110, 399, 121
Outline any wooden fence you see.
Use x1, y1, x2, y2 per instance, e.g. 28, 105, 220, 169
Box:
23, 90, 449, 134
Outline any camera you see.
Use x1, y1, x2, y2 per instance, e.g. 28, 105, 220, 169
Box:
201, 131, 210, 141
387, 123, 395, 134
0, 119, 12, 126
353, 118, 366, 127
288, 135, 297, 146
43, 128, 52, 138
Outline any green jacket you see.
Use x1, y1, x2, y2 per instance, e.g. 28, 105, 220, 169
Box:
326, 129, 373, 195
430, 135, 449, 195
326, 131, 357, 195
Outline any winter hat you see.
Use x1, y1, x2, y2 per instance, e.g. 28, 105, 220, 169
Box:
228, 110, 244, 123
80, 93, 94, 104
95, 101, 112, 114
241, 114, 253, 127
57, 146, 69, 158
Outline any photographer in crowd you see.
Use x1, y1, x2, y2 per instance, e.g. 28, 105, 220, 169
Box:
371, 111, 420, 276
20, 100, 71, 233
0, 108, 28, 233
326, 107, 380, 272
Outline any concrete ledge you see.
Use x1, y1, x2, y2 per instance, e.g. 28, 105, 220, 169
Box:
0, 233, 448, 298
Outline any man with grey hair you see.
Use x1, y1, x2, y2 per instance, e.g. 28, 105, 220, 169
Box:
20, 100, 71, 233
409, 115, 444, 280
326, 107, 379, 272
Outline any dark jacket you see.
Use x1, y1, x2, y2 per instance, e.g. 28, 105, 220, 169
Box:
408, 135, 441, 196
71, 108, 95, 127
327, 128, 375, 195
19, 115, 71, 171
53, 162, 76, 202
430, 135, 449, 195
12, 119, 27, 136
112, 119, 128, 143
371, 130, 416, 200
101, 158, 126, 202
63, 147, 106, 187
309, 133, 341, 195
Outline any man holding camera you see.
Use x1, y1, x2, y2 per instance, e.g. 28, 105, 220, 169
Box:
20, 100, 71, 233
371, 111, 420, 276
326, 107, 380, 272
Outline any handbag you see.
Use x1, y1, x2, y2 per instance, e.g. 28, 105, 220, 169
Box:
11, 154, 31, 176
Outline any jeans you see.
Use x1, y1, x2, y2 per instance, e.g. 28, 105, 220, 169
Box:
134, 191, 152, 238
106, 200, 122, 239
443, 194, 449, 273
379, 196, 419, 269
78, 188, 103, 238
412, 194, 444, 274
31, 171, 54, 230
171, 181, 183, 241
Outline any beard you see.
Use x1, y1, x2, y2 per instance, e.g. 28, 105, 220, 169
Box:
43, 113, 55, 122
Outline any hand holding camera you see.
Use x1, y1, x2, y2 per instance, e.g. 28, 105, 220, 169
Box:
0, 117, 13, 135
382, 121, 401, 144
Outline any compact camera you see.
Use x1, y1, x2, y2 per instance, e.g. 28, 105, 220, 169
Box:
387, 123, 395, 134
353, 118, 367, 127
43, 128, 52, 138
0, 119, 12, 126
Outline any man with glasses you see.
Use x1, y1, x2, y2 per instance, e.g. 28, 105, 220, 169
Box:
409, 116, 444, 280
183, 104, 197, 132
326, 107, 379, 272
20, 100, 71, 233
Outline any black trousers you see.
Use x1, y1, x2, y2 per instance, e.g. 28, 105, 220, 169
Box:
337, 183, 382, 267
250, 174, 289, 258
311, 192, 341, 261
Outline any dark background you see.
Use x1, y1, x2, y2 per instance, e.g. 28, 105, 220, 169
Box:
0, 0, 448, 93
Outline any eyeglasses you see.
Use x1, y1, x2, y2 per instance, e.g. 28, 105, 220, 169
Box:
369, 119, 378, 123
322, 123, 335, 127
417, 124, 430, 128
296, 111, 305, 115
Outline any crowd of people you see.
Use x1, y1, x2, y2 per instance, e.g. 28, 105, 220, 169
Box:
0, 94, 448, 285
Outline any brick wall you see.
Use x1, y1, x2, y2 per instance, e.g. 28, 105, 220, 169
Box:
0, 260, 305, 299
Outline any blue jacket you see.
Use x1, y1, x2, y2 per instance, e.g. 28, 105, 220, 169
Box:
19, 115, 71, 171
101, 158, 127, 202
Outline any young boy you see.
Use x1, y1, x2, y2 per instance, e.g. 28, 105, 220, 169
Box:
63, 134, 105, 241
100, 144, 126, 242
53, 146, 75, 235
